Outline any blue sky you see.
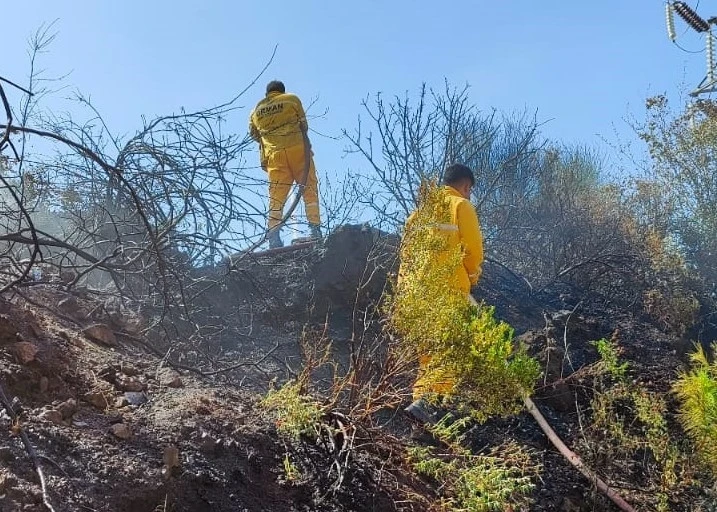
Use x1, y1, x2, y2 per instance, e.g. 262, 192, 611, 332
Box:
3, 1, 712, 180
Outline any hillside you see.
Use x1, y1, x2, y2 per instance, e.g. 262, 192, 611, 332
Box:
0, 225, 710, 512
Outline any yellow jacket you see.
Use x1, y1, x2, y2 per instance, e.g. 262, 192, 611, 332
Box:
249, 91, 308, 152
405, 185, 484, 294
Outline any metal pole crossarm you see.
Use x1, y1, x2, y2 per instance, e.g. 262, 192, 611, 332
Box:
689, 76, 717, 97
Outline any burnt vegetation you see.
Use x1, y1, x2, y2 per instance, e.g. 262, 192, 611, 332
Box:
0, 27, 716, 512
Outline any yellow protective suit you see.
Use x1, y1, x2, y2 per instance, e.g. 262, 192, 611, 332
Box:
249, 91, 320, 229
402, 185, 484, 399
401, 185, 484, 293
439, 185, 483, 292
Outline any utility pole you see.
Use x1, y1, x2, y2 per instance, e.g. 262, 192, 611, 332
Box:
666, 1, 717, 97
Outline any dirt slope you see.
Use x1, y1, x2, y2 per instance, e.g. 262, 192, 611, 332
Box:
0, 225, 708, 511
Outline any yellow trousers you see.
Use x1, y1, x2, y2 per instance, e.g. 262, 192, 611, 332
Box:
413, 354, 455, 400
266, 144, 320, 229
412, 294, 478, 400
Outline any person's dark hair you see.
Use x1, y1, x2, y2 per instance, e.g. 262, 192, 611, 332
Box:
442, 163, 475, 187
266, 80, 286, 94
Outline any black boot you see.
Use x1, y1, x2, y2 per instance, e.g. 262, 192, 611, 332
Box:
309, 224, 322, 240
404, 398, 439, 425
268, 230, 283, 249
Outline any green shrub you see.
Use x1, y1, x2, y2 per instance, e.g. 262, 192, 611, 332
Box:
585, 338, 682, 510
673, 343, 717, 475
260, 380, 323, 440
407, 442, 538, 511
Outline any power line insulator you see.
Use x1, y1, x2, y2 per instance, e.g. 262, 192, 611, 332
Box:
673, 1, 710, 32
708, 29, 715, 81
666, 2, 677, 41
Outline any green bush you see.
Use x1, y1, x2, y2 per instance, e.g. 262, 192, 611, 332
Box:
260, 380, 323, 440
407, 442, 537, 511
585, 338, 682, 511
673, 343, 717, 475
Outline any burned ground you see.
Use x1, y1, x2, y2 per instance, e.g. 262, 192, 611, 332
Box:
0, 225, 710, 511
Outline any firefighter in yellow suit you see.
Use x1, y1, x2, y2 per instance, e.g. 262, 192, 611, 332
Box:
402, 163, 484, 425
249, 80, 322, 248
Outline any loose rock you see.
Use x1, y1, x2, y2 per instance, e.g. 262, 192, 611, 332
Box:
11, 342, 38, 364
56, 398, 78, 419
163, 373, 184, 388
119, 364, 140, 377
82, 324, 117, 346
38, 408, 63, 425
123, 391, 148, 406
110, 423, 132, 440
84, 391, 108, 410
